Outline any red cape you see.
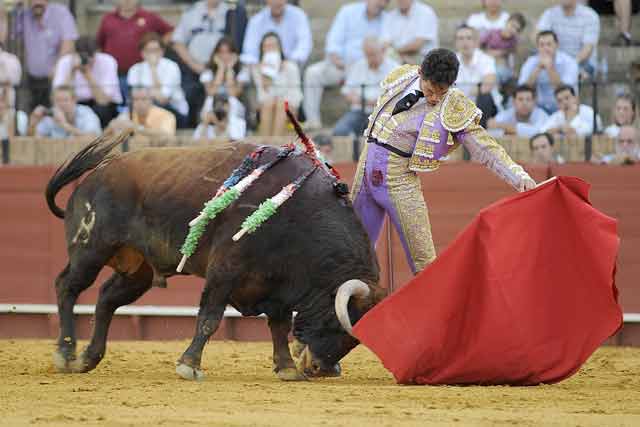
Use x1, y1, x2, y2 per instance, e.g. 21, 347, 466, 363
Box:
353, 176, 622, 385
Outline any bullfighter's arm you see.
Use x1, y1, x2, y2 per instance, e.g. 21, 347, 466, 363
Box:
457, 123, 534, 191
441, 89, 535, 191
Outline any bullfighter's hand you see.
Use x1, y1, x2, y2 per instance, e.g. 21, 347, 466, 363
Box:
518, 177, 537, 192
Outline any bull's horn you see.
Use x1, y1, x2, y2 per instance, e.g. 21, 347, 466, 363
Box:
335, 280, 370, 336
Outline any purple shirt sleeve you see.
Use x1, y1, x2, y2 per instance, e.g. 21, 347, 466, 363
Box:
58, 5, 79, 41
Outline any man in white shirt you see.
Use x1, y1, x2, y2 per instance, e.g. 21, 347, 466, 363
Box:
240, 0, 312, 65
380, 0, 439, 65
536, 0, 600, 76
598, 125, 640, 164
303, 0, 388, 130
488, 85, 549, 138
333, 37, 398, 137
127, 33, 189, 127
171, 0, 248, 127
454, 25, 498, 126
466, 0, 510, 36
518, 31, 579, 114
29, 85, 102, 139
541, 85, 602, 138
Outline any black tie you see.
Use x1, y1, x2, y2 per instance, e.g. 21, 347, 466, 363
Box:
392, 90, 424, 116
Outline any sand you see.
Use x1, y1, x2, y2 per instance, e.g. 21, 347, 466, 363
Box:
0, 340, 639, 426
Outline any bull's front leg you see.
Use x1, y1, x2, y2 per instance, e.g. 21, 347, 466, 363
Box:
176, 269, 233, 381
268, 314, 307, 381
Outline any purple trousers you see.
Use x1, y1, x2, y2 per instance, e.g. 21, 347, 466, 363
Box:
351, 143, 436, 274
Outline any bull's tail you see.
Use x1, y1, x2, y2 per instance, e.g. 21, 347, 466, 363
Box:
45, 130, 133, 219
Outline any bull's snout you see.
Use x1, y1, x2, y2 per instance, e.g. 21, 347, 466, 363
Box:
292, 341, 341, 378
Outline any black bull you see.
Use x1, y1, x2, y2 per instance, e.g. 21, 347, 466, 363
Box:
45, 132, 385, 381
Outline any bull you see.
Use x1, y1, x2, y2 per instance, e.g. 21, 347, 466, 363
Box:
45, 130, 385, 381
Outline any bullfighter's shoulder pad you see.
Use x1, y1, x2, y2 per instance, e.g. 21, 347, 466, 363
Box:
440, 88, 482, 133
381, 65, 419, 89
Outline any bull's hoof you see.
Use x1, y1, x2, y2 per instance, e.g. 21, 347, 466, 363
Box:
176, 363, 204, 381
305, 362, 342, 378
66, 350, 100, 373
53, 351, 74, 373
276, 368, 308, 382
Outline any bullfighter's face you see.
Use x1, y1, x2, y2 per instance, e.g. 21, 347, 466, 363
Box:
420, 78, 449, 107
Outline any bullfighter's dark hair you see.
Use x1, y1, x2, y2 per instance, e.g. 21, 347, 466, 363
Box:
554, 84, 576, 98
420, 48, 460, 87
529, 132, 555, 150
537, 30, 558, 44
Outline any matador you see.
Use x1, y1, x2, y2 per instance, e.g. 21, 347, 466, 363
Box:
351, 48, 537, 274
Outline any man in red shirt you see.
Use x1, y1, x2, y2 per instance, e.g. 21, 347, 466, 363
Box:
96, 0, 173, 105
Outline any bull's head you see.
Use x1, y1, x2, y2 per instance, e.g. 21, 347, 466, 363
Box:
293, 280, 384, 377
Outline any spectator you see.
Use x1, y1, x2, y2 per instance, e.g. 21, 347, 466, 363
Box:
536, 0, 600, 77
604, 93, 637, 138
28, 85, 101, 138
251, 32, 302, 136
529, 132, 566, 164
172, 0, 248, 128
380, 0, 439, 65
19, 0, 78, 111
107, 86, 176, 137
127, 32, 189, 128
588, 0, 639, 45
333, 37, 398, 137
541, 84, 602, 138
314, 133, 335, 163
194, 92, 246, 140
518, 31, 579, 114
201, 37, 242, 100
454, 25, 499, 126
240, 0, 312, 66
303, 0, 388, 130
0, 5, 7, 46
467, 0, 510, 36
480, 13, 526, 84
52, 36, 122, 128
488, 85, 549, 138
598, 125, 640, 164
97, 0, 173, 104
0, 44, 21, 88
0, 81, 28, 139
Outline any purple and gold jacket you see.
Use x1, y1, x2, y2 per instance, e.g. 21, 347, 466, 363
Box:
364, 65, 531, 189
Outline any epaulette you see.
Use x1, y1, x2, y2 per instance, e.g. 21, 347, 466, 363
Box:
381, 65, 419, 89
440, 88, 482, 133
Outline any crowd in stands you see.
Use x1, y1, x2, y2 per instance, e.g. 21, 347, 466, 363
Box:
0, 0, 638, 166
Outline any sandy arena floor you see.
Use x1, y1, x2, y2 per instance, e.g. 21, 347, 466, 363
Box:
0, 340, 638, 426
